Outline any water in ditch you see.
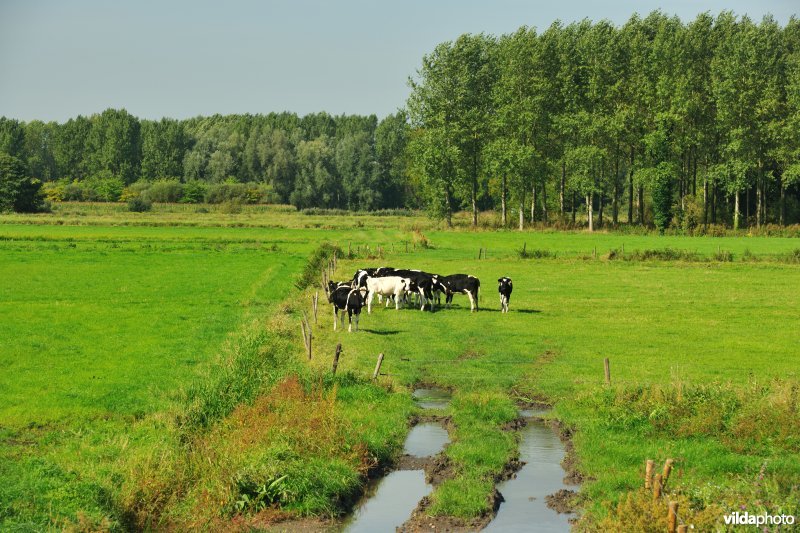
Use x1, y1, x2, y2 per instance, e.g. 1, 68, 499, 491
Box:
484, 415, 574, 532
404, 422, 449, 458
343, 469, 431, 533
412, 387, 451, 409
343, 418, 449, 532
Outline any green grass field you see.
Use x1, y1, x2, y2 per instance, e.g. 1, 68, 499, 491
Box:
1, 204, 799, 530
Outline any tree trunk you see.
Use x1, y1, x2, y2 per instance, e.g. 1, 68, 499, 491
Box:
571, 191, 576, 224
628, 146, 634, 224
613, 147, 619, 225
519, 197, 525, 230
711, 182, 717, 224
471, 180, 478, 227
598, 191, 604, 228
541, 178, 548, 223
703, 177, 709, 227
560, 160, 566, 218
692, 149, 697, 197
745, 186, 750, 227
501, 174, 507, 227
586, 193, 593, 232
756, 179, 762, 228
445, 189, 452, 227
637, 185, 644, 225
734, 191, 740, 230
531, 181, 536, 223
780, 178, 785, 226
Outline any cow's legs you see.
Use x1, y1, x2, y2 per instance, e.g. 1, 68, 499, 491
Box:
367, 291, 374, 314
353, 311, 360, 331
333, 306, 338, 330
466, 290, 475, 312
348, 309, 353, 332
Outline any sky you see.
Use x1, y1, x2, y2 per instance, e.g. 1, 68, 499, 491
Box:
0, 0, 796, 123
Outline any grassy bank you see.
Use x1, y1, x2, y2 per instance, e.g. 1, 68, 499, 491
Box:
2, 210, 799, 530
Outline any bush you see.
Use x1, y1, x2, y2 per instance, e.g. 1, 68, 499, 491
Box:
205, 182, 278, 204
85, 172, 124, 202
181, 180, 207, 203
518, 243, 555, 259
144, 179, 183, 203
127, 196, 152, 212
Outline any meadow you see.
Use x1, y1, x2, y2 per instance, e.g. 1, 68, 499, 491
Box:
1, 203, 799, 530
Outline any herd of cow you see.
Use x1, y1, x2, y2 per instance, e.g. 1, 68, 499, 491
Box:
324, 267, 514, 332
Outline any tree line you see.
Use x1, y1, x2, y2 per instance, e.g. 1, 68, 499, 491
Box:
1, 11, 799, 230
408, 11, 800, 230
0, 110, 410, 211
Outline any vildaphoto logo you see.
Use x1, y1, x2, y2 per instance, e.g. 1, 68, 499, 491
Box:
723, 511, 795, 526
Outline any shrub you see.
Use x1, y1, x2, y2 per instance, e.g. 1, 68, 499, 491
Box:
181, 180, 207, 203
127, 196, 152, 212
144, 179, 183, 203
518, 243, 555, 259
85, 172, 125, 202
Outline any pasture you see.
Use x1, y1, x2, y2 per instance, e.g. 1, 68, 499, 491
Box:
1, 204, 799, 530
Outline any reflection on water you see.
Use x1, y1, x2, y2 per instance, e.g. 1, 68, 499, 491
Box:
484, 416, 574, 533
412, 388, 451, 409
343, 470, 431, 533
404, 422, 449, 457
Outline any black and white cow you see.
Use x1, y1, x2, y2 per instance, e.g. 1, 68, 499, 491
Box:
433, 274, 481, 312
352, 268, 381, 289
390, 269, 437, 310
498, 277, 513, 313
327, 281, 365, 332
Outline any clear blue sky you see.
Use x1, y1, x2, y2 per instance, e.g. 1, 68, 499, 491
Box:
0, 0, 796, 122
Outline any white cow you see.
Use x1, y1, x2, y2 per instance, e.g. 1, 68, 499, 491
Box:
366, 276, 411, 313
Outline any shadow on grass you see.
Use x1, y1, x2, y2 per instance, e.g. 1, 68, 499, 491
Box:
361, 329, 402, 335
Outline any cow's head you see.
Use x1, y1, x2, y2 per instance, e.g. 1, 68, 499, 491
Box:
498, 277, 512, 293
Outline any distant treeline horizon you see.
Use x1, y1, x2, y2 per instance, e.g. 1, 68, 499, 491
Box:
1, 11, 799, 230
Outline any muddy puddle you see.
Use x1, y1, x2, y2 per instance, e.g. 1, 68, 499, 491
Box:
343, 417, 450, 532
342, 470, 431, 533
404, 422, 449, 457
412, 387, 451, 409
484, 412, 574, 532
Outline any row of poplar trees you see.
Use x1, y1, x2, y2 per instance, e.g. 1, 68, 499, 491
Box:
407, 12, 800, 230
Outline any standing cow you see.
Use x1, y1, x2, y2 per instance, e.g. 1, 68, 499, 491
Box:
365, 276, 411, 313
498, 277, 513, 313
327, 281, 365, 332
433, 274, 481, 312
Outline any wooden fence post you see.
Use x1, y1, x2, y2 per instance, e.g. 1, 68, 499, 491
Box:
300, 320, 308, 351
372, 353, 385, 380
331, 343, 342, 374
312, 292, 319, 323
662, 458, 674, 487
645, 459, 654, 489
677, 525, 687, 533
653, 473, 662, 500
302, 311, 312, 360
604, 357, 611, 385
667, 501, 678, 533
